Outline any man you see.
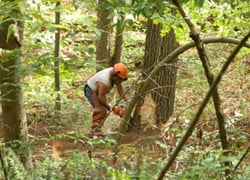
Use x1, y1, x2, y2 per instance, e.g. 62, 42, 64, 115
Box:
84, 63, 128, 136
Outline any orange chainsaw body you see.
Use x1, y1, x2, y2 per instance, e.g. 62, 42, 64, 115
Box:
112, 105, 125, 117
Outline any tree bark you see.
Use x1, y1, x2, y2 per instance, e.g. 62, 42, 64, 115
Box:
158, 31, 250, 180
0, 20, 25, 139
133, 9, 179, 130
0, 17, 30, 166
116, 36, 250, 143
111, 31, 123, 65
110, 16, 124, 65
150, 27, 178, 123
54, 1, 61, 112
96, 0, 112, 71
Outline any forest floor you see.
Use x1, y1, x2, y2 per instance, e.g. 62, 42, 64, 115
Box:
1, 103, 249, 176
0, 45, 250, 178
26, 115, 250, 163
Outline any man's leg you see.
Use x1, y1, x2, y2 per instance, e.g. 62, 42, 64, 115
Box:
90, 92, 107, 136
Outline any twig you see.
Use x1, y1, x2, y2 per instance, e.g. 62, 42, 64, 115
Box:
116, 36, 250, 145
157, 28, 250, 179
173, 0, 231, 170
115, 36, 250, 149
116, 73, 142, 105
184, 130, 218, 148
44, 127, 52, 137
233, 146, 250, 173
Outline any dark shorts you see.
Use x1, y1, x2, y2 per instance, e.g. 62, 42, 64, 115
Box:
84, 84, 94, 107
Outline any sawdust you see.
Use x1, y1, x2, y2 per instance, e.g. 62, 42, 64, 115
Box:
139, 93, 157, 131
102, 113, 121, 135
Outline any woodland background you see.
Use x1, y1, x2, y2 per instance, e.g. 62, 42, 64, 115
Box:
0, 0, 249, 179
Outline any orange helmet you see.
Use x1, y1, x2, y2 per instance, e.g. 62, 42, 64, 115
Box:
113, 63, 127, 79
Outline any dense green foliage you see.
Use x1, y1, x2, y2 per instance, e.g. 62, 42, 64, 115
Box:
0, 0, 249, 179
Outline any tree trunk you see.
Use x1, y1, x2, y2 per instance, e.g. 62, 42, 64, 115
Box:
151, 27, 179, 123
133, 19, 179, 128
110, 28, 123, 65
54, 1, 61, 113
117, 37, 250, 143
158, 31, 250, 179
96, 0, 112, 71
0, 17, 30, 166
110, 14, 125, 65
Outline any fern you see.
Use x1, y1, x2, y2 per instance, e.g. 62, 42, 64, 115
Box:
1, 147, 31, 180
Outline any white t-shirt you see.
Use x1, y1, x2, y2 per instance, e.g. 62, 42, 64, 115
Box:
87, 67, 113, 91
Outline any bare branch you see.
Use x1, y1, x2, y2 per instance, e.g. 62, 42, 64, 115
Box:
233, 146, 250, 173
157, 31, 250, 179
116, 36, 250, 144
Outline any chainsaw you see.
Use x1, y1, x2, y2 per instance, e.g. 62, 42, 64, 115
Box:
92, 104, 126, 133
112, 105, 126, 117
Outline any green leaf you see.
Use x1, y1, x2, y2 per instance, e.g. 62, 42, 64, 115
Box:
212, 0, 220, 3
18, 1, 27, 15
238, 135, 247, 143
6, 24, 18, 43
195, 0, 205, 7
219, 155, 236, 162
178, 0, 190, 4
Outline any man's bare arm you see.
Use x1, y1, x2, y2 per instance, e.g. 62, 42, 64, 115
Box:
96, 81, 111, 110
116, 83, 128, 104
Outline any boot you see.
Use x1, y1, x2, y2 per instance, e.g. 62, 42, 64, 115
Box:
90, 122, 104, 137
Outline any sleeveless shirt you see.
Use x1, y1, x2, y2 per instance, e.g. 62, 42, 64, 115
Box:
87, 67, 113, 91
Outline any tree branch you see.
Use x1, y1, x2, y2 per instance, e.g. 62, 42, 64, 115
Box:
116, 36, 250, 144
173, 1, 241, 177
157, 31, 250, 179
233, 146, 250, 173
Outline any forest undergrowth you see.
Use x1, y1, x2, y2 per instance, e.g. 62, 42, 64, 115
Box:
0, 0, 250, 179
1, 43, 249, 179
0, 31, 249, 179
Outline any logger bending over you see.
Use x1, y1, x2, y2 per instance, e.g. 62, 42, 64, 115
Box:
84, 63, 128, 136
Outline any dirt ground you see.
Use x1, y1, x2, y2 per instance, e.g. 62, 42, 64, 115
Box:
1, 114, 249, 165
0, 81, 249, 170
